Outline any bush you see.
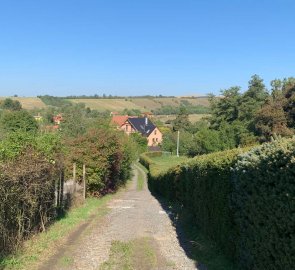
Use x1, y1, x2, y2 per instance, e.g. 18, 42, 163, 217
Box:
147, 148, 244, 259
232, 138, 295, 270
146, 138, 295, 269
65, 128, 135, 195
0, 148, 61, 253
0, 132, 63, 254
139, 152, 162, 170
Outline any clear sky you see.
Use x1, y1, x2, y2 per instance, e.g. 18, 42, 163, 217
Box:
0, 0, 294, 97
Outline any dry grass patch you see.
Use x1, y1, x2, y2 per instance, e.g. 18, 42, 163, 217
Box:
0, 97, 47, 110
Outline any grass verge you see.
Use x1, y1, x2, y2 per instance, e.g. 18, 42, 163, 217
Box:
0, 195, 114, 270
134, 162, 147, 191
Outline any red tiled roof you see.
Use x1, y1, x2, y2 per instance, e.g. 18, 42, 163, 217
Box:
111, 115, 128, 127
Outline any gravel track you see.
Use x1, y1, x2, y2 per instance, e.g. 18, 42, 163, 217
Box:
39, 164, 197, 270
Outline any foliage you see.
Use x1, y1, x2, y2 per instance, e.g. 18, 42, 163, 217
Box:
0, 110, 38, 134
0, 131, 62, 161
172, 107, 191, 131
153, 104, 210, 115
232, 138, 295, 270
0, 148, 61, 254
65, 128, 135, 195
130, 132, 148, 154
145, 148, 245, 260
38, 95, 70, 107
143, 138, 295, 269
0, 98, 22, 111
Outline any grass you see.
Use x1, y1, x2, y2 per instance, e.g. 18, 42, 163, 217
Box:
148, 155, 189, 176
153, 113, 209, 124
0, 97, 47, 110
100, 237, 172, 270
136, 168, 144, 191
134, 162, 147, 191
68, 97, 210, 112
0, 195, 114, 270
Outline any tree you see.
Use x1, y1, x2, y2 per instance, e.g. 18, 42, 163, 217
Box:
0, 98, 22, 111
238, 74, 269, 131
210, 86, 241, 129
172, 107, 191, 131
255, 97, 292, 141
283, 82, 295, 128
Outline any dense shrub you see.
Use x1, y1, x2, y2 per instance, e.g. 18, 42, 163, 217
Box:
146, 148, 244, 259
144, 138, 295, 269
0, 133, 63, 254
65, 128, 135, 195
232, 138, 295, 270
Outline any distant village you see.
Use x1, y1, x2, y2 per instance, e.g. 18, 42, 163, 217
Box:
34, 111, 163, 147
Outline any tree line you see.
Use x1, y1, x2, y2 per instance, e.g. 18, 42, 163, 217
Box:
162, 75, 295, 156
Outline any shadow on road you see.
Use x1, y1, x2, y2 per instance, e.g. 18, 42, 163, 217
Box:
149, 190, 207, 270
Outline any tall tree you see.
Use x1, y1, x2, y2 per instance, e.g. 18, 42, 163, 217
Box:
210, 86, 241, 128
172, 107, 191, 131
238, 74, 269, 131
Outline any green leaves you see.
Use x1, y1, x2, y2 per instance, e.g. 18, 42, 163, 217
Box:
145, 137, 295, 270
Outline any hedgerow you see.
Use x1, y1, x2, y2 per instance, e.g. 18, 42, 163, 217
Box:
145, 148, 245, 259
232, 138, 295, 270
0, 132, 63, 254
142, 138, 295, 269
138, 151, 162, 170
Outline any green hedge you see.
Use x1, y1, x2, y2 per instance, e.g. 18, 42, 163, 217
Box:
139, 151, 162, 170
146, 148, 245, 259
144, 138, 295, 269
232, 138, 295, 270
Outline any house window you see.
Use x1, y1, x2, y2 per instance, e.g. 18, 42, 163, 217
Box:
153, 138, 156, 143
156, 138, 158, 142
125, 125, 128, 131
154, 129, 157, 135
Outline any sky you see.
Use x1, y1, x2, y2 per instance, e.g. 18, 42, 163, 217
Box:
0, 0, 294, 97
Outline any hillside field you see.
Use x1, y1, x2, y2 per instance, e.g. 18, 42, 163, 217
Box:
0, 97, 47, 110
0, 97, 210, 121
69, 97, 210, 112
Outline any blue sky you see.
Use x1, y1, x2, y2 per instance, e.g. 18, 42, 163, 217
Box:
0, 0, 294, 97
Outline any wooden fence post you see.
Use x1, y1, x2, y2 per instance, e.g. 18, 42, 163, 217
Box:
73, 163, 76, 194
83, 164, 86, 200
60, 169, 64, 207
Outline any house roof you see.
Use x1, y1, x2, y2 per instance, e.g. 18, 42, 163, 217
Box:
128, 117, 156, 137
111, 115, 128, 127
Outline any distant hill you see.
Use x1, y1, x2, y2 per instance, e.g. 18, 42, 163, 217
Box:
69, 97, 210, 112
0, 97, 47, 110
0, 96, 210, 113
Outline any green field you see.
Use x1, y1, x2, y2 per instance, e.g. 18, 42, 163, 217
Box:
149, 155, 189, 175
154, 113, 210, 124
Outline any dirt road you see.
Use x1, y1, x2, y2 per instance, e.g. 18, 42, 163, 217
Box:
39, 164, 197, 270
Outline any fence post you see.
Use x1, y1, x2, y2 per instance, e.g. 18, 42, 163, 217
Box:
73, 163, 76, 194
83, 164, 86, 200
60, 169, 64, 207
